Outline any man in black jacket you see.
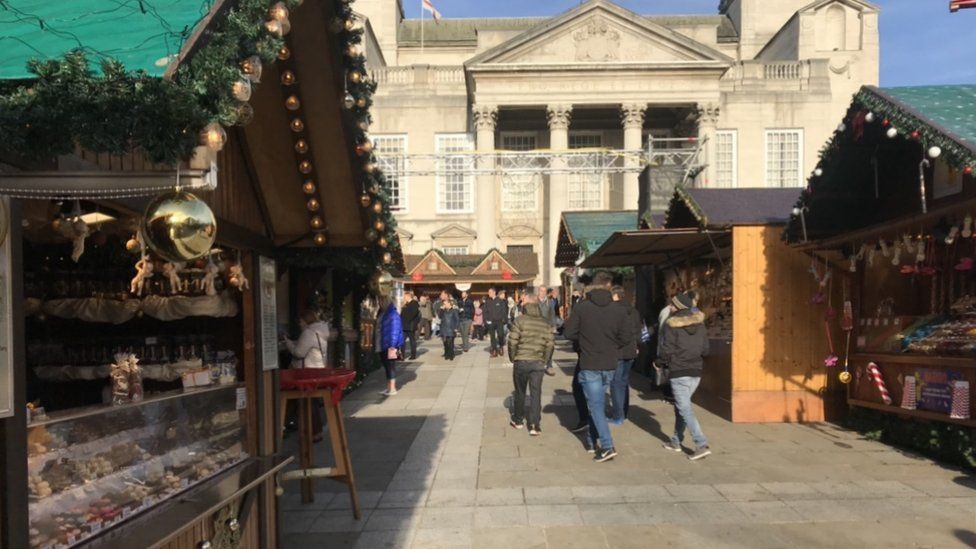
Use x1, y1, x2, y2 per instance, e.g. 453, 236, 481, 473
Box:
483, 287, 509, 358
610, 286, 642, 424
458, 291, 475, 352
563, 274, 630, 463
659, 291, 711, 461
399, 292, 421, 360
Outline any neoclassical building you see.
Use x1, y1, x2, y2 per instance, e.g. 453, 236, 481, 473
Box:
358, 0, 879, 285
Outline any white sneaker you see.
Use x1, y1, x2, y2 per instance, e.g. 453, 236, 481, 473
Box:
380, 389, 398, 396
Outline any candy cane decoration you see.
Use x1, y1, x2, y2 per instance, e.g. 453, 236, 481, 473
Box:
866, 362, 892, 405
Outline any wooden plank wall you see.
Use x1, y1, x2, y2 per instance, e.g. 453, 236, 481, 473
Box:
198, 136, 269, 239
731, 226, 846, 422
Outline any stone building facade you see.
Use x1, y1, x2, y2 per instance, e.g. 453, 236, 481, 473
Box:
358, 0, 880, 285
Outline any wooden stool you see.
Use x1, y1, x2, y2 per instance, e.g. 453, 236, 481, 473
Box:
278, 368, 360, 519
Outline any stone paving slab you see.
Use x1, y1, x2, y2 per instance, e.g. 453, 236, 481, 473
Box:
281, 339, 976, 548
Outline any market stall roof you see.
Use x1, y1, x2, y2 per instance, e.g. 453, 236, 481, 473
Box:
666, 187, 799, 229
784, 84, 976, 245
580, 228, 729, 269
555, 211, 637, 267
0, 0, 211, 79
401, 249, 539, 284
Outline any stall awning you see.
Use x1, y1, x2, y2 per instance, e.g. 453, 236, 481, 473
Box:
580, 229, 729, 268
555, 211, 637, 268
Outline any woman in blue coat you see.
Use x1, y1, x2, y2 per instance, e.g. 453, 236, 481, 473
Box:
376, 296, 405, 396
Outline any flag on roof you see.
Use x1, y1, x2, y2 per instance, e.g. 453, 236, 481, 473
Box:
422, 0, 442, 22
951, 0, 976, 11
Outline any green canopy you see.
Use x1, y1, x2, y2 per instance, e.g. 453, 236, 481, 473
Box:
869, 85, 976, 153
0, 0, 212, 79
562, 211, 638, 255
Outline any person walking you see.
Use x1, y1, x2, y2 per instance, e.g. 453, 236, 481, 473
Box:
376, 296, 405, 396
484, 288, 508, 358
458, 291, 475, 352
536, 285, 558, 377
472, 300, 485, 340
439, 299, 460, 360
564, 273, 629, 462
507, 294, 555, 436
400, 292, 420, 360
610, 286, 642, 424
659, 291, 711, 460
419, 295, 434, 340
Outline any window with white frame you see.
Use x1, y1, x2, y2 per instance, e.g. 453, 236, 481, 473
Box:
714, 130, 737, 188
372, 135, 407, 211
568, 133, 605, 210
765, 129, 803, 187
436, 134, 475, 213
441, 246, 468, 256
501, 133, 539, 212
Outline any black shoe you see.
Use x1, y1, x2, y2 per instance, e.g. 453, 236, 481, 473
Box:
593, 447, 617, 463
570, 422, 589, 433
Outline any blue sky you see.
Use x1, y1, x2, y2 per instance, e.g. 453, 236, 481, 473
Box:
403, 0, 976, 87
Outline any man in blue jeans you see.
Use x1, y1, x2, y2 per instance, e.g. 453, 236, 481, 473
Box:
658, 291, 711, 460
610, 285, 642, 424
563, 274, 629, 463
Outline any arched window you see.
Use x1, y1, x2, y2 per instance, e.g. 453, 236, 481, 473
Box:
825, 4, 846, 51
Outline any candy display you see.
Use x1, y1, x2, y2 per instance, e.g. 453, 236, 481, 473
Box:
27, 385, 246, 549
866, 362, 892, 405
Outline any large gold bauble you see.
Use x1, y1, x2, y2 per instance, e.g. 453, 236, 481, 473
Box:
141, 191, 217, 263
370, 270, 394, 296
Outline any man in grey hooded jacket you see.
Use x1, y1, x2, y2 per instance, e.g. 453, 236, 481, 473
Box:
658, 291, 711, 461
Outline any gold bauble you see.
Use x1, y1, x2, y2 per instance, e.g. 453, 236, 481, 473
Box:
360, 193, 371, 208
295, 139, 309, 154
356, 98, 367, 108
235, 103, 255, 126
346, 45, 360, 57
268, 2, 289, 21
285, 95, 300, 110
382, 252, 393, 264
281, 70, 296, 86
299, 160, 313, 174
358, 120, 370, 131
313, 232, 328, 246
373, 219, 385, 231
232, 79, 252, 102
344, 19, 355, 31
839, 371, 852, 384
306, 198, 320, 211
125, 237, 140, 252
302, 181, 316, 195
378, 236, 388, 248
290, 118, 304, 132
277, 46, 291, 60
359, 139, 373, 153
371, 201, 383, 214
368, 184, 379, 194
240, 55, 262, 82
364, 162, 377, 173
141, 191, 217, 263
200, 122, 227, 152
309, 215, 323, 229
370, 270, 394, 296
349, 71, 362, 84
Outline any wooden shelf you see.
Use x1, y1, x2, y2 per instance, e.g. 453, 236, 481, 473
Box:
850, 352, 976, 369
848, 398, 976, 428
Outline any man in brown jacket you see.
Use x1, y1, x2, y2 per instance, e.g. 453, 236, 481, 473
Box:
507, 294, 555, 436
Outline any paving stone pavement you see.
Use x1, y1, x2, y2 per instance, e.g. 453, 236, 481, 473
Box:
280, 339, 976, 548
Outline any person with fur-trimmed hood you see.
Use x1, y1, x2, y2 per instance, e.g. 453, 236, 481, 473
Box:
658, 291, 712, 461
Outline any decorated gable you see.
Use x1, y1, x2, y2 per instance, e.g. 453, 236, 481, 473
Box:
471, 250, 517, 276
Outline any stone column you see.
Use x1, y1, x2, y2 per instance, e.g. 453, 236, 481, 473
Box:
546, 104, 572, 287
697, 103, 720, 188
473, 104, 498, 252
620, 103, 647, 210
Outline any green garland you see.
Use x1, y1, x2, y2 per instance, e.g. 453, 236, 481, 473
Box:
846, 407, 975, 471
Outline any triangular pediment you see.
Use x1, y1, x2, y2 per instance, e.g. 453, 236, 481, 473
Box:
471, 250, 518, 276
498, 224, 543, 239
408, 250, 457, 276
430, 223, 478, 239
467, 0, 732, 67
799, 0, 879, 14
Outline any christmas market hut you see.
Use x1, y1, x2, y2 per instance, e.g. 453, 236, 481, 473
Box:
555, 210, 640, 312
0, 0, 399, 547
785, 85, 976, 430
400, 248, 539, 298
583, 187, 846, 423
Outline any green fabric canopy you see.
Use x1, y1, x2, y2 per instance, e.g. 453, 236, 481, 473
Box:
0, 0, 212, 79
875, 85, 976, 152
562, 211, 637, 255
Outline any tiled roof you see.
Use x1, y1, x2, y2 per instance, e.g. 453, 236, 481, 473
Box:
0, 0, 211, 79
402, 251, 539, 277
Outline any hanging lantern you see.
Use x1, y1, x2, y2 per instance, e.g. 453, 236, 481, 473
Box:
299, 160, 313, 174
285, 95, 301, 110
290, 118, 304, 133
240, 56, 262, 82
200, 123, 227, 152
142, 191, 217, 263
232, 79, 252, 101
295, 139, 309, 154
302, 181, 316, 195
281, 70, 296, 86
277, 46, 291, 61
360, 193, 372, 208
343, 93, 355, 110
313, 232, 328, 246
306, 198, 320, 212
310, 215, 323, 229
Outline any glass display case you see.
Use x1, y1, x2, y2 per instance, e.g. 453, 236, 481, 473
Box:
26, 385, 247, 549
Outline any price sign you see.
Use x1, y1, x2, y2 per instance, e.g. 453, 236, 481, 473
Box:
89, 520, 103, 534
236, 387, 247, 411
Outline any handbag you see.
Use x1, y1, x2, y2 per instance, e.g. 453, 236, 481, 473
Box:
301, 331, 326, 368
652, 361, 670, 386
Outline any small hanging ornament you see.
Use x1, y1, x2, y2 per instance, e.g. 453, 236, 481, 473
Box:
910, 130, 919, 140
232, 78, 252, 102
142, 191, 217, 262
310, 215, 323, 229
965, 166, 974, 176
277, 46, 291, 60
290, 118, 305, 133
364, 162, 377, 174
240, 55, 262, 82
344, 18, 355, 31
265, 17, 291, 37
891, 240, 903, 265
946, 225, 960, 245
963, 215, 973, 238
313, 232, 328, 247
383, 252, 393, 264
836, 122, 846, 132
360, 193, 371, 207
228, 260, 249, 291
200, 122, 227, 152
378, 236, 388, 248
126, 234, 141, 252
235, 103, 255, 126
285, 95, 301, 111
356, 97, 368, 109
295, 139, 309, 154
879, 239, 890, 257
281, 70, 296, 86
365, 228, 378, 242
348, 71, 363, 84
864, 111, 875, 123
306, 198, 320, 211
299, 160, 313, 174
302, 181, 316, 195
839, 370, 852, 384
268, 2, 289, 22
927, 146, 941, 159
343, 93, 356, 109
813, 167, 823, 177
373, 219, 385, 231
886, 127, 898, 139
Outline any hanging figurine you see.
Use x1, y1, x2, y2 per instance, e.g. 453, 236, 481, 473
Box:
867, 246, 876, 267
130, 253, 155, 296
879, 239, 890, 258
202, 257, 220, 296
891, 240, 903, 266
809, 258, 831, 304
162, 262, 185, 295
228, 264, 249, 291
946, 225, 960, 245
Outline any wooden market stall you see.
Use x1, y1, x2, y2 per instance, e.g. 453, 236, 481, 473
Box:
584, 188, 846, 423
399, 249, 539, 298
0, 0, 399, 547
785, 84, 976, 429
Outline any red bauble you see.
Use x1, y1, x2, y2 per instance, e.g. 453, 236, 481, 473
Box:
882, 119, 890, 127
965, 166, 974, 176
910, 131, 920, 140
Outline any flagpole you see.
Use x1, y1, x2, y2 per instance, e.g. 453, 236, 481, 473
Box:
420, 0, 425, 54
